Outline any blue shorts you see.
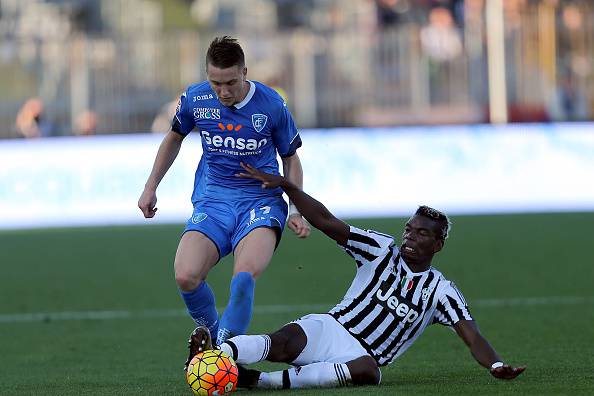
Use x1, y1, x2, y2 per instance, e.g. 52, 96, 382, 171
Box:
183, 194, 288, 259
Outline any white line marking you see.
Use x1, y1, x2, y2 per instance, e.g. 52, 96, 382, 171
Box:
0, 296, 592, 324
473, 296, 594, 307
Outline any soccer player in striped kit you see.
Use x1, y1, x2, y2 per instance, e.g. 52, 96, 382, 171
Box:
138, 36, 310, 370
187, 163, 526, 389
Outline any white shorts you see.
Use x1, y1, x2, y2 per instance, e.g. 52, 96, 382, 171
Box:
290, 313, 370, 366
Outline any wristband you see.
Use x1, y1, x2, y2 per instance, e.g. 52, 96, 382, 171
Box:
289, 203, 300, 216
490, 361, 504, 369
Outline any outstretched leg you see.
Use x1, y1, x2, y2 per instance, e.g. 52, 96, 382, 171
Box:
217, 227, 277, 344
231, 356, 379, 389
256, 361, 354, 389
220, 323, 306, 365
219, 322, 381, 389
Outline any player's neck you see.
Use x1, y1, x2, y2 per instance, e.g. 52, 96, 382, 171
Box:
402, 259, 432, 273
235, 80, 250, 105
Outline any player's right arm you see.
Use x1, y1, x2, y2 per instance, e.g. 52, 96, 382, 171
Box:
454, 320, 526, 379
435, 282, 525, 380
138, 130, 185, 218
236, 162, 349, 245
140, 90, 194, 218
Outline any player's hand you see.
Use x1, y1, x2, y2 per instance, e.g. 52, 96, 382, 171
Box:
490, 364, 526, 380
138, 188, 158, 218
288, 214, 311, 238
236, 162, 285, 189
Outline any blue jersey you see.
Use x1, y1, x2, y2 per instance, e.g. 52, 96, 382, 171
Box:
172, 80, 302, 203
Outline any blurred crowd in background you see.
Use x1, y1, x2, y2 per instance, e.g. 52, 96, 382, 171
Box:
0, 0, 592, 139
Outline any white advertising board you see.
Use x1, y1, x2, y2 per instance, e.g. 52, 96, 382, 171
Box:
1, 124, 593, 230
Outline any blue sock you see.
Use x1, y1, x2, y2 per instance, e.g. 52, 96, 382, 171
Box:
179, 282, 219, 343
217, 272, 255, 344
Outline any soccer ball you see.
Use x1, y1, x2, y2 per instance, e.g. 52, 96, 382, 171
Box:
186, 349, 238, 396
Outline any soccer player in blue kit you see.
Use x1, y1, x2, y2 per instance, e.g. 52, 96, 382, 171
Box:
138, 36, 310, 368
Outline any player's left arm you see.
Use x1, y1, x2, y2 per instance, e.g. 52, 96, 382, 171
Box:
271, 94, 310, 239
281, 153, 311, 238
453, 320, 526, 380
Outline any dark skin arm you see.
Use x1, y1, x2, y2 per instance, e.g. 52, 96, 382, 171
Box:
240, 163, 525, 380
236, 162, 350, 245
454, 320, 526, 380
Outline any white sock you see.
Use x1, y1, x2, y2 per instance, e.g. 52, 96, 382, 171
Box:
258, 362, 351, 389
219, 335, 271, 365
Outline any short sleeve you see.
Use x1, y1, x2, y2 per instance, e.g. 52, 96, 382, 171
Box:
432, 281, 473, 326
171, 91, 195, 135
271, 101, 301, 157
341, 226, 395, 267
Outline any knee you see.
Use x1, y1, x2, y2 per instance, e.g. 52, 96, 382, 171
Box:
348, 356, 381, 386
175, 269, 201, 291
175, 256, 212, 291
358, 366, 381, 386
266, 332, 305, 364
266, 325, 306, 363
265, 331, 292, 362
234, 263, 262, 279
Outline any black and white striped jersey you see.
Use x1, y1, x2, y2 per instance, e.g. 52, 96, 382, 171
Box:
328, 226, 473, 367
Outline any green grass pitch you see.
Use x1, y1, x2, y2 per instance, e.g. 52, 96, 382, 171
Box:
1, 212, 593, 395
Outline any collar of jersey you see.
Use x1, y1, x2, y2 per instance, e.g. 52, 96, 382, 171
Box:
397, 254, 432, 275
233, 80, 256, 110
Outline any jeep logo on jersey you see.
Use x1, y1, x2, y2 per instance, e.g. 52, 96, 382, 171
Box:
193, 107, 221, 120
374, 283, 420, 323
252, 114, 268, 132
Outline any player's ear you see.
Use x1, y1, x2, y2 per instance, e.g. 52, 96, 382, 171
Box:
242, 67, 247, 77
433, 239, 444, 253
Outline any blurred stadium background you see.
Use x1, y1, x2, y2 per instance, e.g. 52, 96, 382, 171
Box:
1, 1, 594, 395
0, 0, 593, 136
